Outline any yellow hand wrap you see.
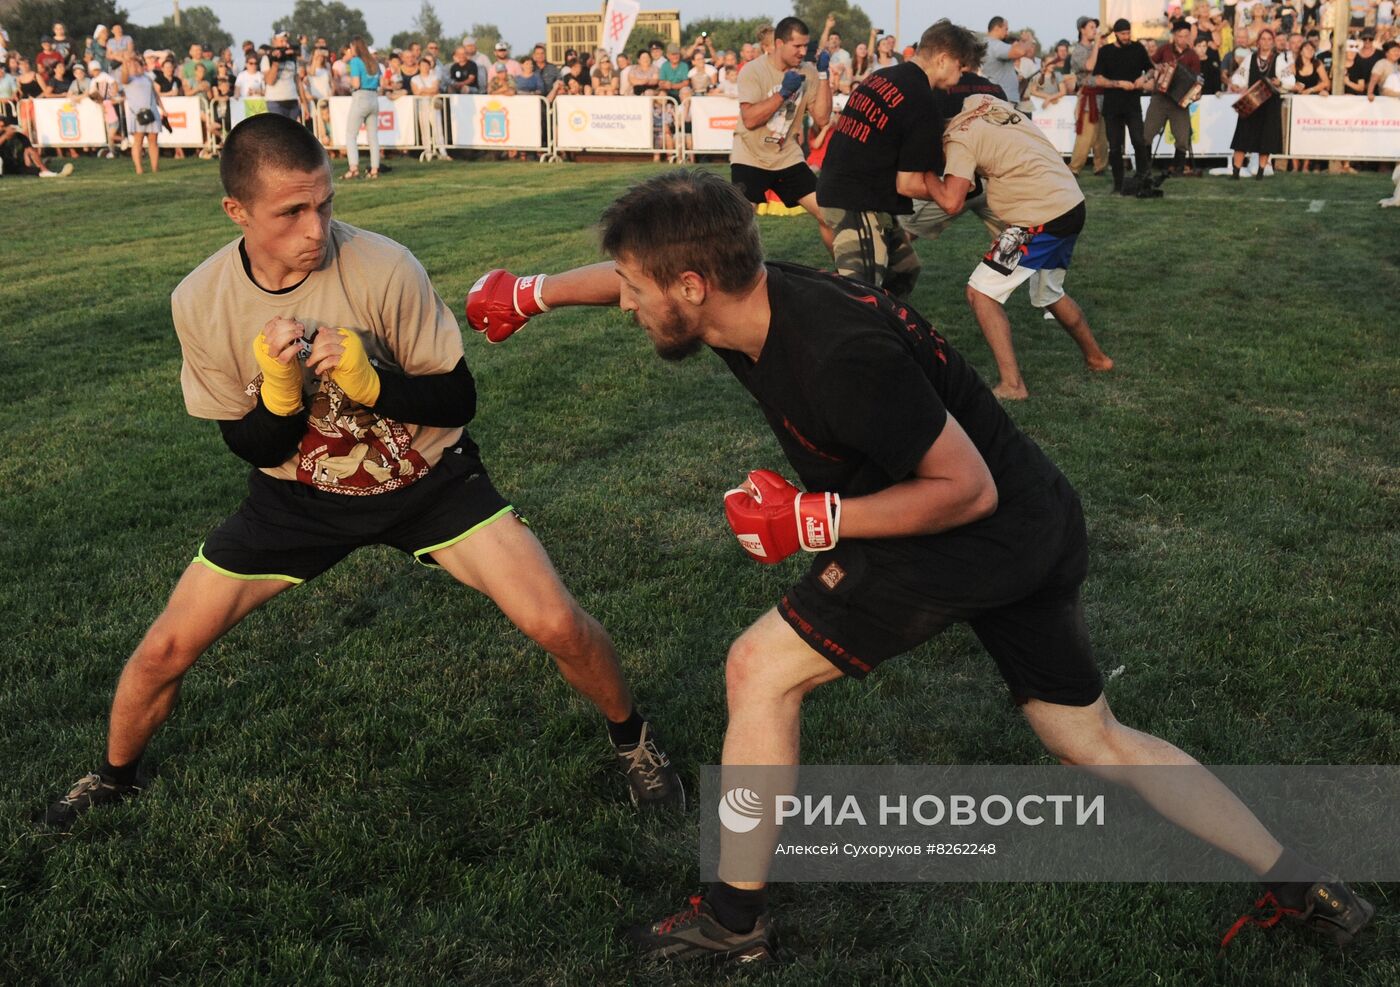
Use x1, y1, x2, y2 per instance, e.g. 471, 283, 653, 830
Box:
253, 332, 305, 416
330, 328, 381, 407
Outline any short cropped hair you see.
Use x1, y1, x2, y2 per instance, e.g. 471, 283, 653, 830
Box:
220, 112, 328, 203
774, 17, 810, 42
600, 170, 764, 294
987, 16, 1007, 32
919, 20, 985, 68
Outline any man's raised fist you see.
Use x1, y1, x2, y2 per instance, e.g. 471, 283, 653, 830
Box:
723, 469, 841, 565
465, 269, 550, 343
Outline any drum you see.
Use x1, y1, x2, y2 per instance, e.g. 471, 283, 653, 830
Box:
1233, 79, 1275, 117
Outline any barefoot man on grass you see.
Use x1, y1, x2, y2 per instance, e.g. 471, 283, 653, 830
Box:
918, 90, 1114, 399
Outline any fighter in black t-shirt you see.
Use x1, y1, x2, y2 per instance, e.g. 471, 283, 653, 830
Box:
464, 168, 1374, 964
903, 68, 1009, 242
815, 21, 980, 297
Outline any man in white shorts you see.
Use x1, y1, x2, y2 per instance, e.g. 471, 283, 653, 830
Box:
918, 93, 1114, 400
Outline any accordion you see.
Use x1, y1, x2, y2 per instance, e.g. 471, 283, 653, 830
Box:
1233, 79, 1276, 117
1155, 61, 1203, 107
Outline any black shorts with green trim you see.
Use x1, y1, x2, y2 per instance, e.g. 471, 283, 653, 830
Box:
780, 476, 1104, 707
731, 161, 818, 207
196, 444, 513, 584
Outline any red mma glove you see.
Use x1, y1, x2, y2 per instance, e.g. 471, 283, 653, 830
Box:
465, 269, 550, 343
723, 469, 841, 565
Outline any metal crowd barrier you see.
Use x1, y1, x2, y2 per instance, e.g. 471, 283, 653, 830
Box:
551, 94, 682, 162
436, 93, 556, 161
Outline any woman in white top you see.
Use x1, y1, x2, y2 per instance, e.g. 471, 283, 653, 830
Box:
304, 47, 332, 103
410, 57, 444, 158
120, 52, 165, 175
234, 55, 264, 98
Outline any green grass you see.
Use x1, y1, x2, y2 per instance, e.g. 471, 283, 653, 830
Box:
1, 157, 1396, 985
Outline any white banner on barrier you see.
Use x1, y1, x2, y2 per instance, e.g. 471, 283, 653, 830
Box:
554, 94, 654, 150
688, 96, 739, 152
1288, 95, 1400, 160
443, 95, 544, 149
32, 98, 107, 146
158, 96, 205, 147
1027, 94, 1242, 157
326, 95, 417, 148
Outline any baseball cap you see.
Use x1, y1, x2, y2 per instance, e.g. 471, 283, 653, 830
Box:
495, 42, 508, 51
88, 59, 102, 72
1076, 16, 1098, 31
1112, 18, 1132, 33
463, 35, 477, 45
666, 43, 680, 55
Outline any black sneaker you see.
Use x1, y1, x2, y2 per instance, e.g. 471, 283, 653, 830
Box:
628, 893, 775, 964
1221, 880, 1376, 949
614, 721, 685, 811
43, 772, 141, 829
1290, 880, 1376, 945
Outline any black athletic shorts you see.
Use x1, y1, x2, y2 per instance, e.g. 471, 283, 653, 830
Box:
196, 444, 513, 584
731, 162, 818, 207
780, 476, 1103, 707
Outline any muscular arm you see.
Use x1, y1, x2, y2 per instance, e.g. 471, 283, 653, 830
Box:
810, 75, 833, 127
740, 90, 787, 129
896, 171, 973, 214
838, 415, 998, 538
539, 261, 622, 307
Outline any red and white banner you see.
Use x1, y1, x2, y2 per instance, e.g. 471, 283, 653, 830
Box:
688, 96, 739, 152
442, 94, 546, 150
32, 95, 203, 147
601, 0, 641, 61
1287, 95, 1400, 161
326, 95, 418, 148
156, 96, 204, 147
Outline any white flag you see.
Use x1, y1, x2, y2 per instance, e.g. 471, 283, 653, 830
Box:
602, 0, 641, 60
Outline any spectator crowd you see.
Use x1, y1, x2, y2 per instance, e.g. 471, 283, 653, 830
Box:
2, 2, 1397, 178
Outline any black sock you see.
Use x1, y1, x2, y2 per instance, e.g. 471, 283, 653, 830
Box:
1262, 847, 1323, 911
606, 707, 645, 748
707, 881, 768, 934
99, 755, 140, 786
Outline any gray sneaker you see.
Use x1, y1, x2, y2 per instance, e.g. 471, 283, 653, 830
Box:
44, 772, 141, 829
628, 894, 775, 964
614, 721, 685, 811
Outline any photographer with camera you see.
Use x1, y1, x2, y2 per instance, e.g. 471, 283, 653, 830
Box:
261, 31, 303, 120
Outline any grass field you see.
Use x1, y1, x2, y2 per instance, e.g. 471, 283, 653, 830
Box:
1, 156, 1397, 985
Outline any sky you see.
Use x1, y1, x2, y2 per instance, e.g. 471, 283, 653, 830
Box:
126, 1, 1103, 54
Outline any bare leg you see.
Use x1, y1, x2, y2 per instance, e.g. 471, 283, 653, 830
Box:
430, 513, 632, 721
131, 132, 144, 174
797, 191, 836, 256
1046, 293, 1114, 373
966, 284, 1029, 400
1022, 695, 1284, 875
719, 610, 843, 890
107, 564, 292, 765
149, 135, 159, 173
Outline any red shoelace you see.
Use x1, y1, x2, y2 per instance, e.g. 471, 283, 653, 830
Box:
655, 895, 704, 935
1219, 891, 1302, 950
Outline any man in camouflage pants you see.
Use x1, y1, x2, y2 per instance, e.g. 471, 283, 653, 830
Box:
815, 21, 980, 297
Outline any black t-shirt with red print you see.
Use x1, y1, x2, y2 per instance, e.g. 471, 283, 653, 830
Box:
711, 263, 1067, 530
817, 61, 942, 215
